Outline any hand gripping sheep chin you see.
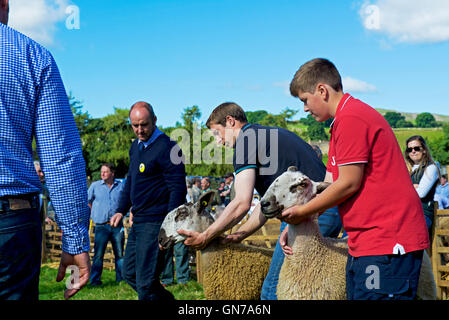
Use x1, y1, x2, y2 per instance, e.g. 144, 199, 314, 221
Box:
260, 166, 437, 300
158, 191, 273, 300
159, 191, 217, 250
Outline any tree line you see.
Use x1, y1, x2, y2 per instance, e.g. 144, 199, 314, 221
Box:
68, 95, 448, 180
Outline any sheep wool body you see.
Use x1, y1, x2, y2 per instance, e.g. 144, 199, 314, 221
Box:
200, 241, 273, 300
277, 218, 347, 300
276, 217, 436, 300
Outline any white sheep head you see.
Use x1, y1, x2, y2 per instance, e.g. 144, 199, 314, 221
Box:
260, 166, 329, 219
158, 191, 219, 250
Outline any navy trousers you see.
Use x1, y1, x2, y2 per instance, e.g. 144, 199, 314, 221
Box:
346, 250, 423, 300
0, 208, 42, 300
122, 220, 174, 300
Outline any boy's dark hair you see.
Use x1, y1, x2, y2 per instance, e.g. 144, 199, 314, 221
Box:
101, 162, 116, 173
206, 102, 248, 128
290, 58, 343, 97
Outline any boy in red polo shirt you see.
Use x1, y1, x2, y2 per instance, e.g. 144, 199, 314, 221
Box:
280, 58, 429, 300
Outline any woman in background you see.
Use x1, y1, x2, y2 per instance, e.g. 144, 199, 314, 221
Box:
405, 135, 440, 234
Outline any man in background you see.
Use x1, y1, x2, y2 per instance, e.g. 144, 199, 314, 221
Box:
88, 163, 125, 286
190, 177, 201, 203
435, 174, 449, 209
34, 161, 55, 224
200, 177, 212, 193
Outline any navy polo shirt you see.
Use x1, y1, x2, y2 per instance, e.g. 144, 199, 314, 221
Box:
233, 123, 326, 196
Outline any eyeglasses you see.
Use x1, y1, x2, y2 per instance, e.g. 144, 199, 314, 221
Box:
406, 146, 423, 153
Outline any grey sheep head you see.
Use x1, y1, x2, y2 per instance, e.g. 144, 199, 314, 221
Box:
260, 166, 330, 219
158, 191, 218, 250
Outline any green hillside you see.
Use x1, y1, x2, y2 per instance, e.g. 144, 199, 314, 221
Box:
286, 123, 444, 157
392, 127, 444, 149
376, 108, 449, 123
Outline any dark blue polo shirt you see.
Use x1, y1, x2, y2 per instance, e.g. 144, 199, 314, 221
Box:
233, 123, 326, 196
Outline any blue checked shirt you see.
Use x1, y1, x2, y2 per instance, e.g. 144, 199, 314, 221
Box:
0, 23, 90, 255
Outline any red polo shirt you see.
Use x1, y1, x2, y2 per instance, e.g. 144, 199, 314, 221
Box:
327, 93, 429, 257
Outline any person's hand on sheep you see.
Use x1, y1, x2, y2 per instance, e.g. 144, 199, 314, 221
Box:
221, 231, 247, 244
279, 205, 309, 225
177, 229, 209, 250
279, 226, 293, 256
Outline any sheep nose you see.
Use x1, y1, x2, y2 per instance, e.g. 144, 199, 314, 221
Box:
260, 200, 271, 208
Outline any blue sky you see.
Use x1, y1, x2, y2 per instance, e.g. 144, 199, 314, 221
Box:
8, 0, 449, 127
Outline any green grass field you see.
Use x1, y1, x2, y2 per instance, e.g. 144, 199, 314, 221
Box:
39, 264, 205, 300
392, 128, 444, 149
287, 122, 444, 156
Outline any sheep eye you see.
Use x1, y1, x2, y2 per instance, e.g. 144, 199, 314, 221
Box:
289, 183, 299, 193
289, 180, 308, 193
175, 207, 189, 222
299, 180, 308, 188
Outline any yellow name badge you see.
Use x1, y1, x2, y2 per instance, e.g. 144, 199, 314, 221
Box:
139, 163, 145, 173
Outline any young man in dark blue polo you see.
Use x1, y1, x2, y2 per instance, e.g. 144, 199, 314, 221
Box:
178, 102, 341, 299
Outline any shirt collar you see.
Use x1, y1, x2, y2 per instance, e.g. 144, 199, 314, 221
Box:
241, 123, 252, 131
330, 93, 352, 129
138, 126, 164, 149
101, 179, 118, 186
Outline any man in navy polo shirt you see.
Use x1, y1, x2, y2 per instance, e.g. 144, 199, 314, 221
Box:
88, 163, 124, 286
113, 101, 186, 300
178, 102, 336, 299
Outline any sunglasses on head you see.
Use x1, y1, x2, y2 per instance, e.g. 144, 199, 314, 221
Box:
406, 146, 423, 153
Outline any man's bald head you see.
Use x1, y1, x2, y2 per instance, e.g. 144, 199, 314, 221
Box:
129, 101, 156, 121
129, 101, 157, 142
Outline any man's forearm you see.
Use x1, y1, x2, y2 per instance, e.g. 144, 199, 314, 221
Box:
233, 204, 266, 238
203, 198, 250, 240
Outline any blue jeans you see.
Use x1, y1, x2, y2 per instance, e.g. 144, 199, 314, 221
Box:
260, 221, 287, 300
318, 206, 344, 238
346, 250, 423, 300
0, 207, 42, 300
122, 220, 174, 300
90, 223, 125, 285
260, 206, 342, 300
160, 242, 190, 285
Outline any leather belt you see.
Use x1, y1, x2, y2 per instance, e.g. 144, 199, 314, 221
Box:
0, 193, 39, 213
95, 221, 110, 226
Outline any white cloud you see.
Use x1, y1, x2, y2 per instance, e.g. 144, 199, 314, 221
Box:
342, 77, 377, 93
273, 78, 377, 94
359, 0, 449, 44
273, 81, 290, 96
8, 0, 70, 45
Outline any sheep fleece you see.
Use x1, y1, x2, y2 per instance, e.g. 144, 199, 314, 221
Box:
200, 242, 273, 300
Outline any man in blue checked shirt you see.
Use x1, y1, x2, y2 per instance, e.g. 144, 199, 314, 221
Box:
88, 163, 125, 286
0, 0, 90, 300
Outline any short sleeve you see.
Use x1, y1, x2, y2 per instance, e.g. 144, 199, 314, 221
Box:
233, 128, 258, 174
333, 115, 370, 166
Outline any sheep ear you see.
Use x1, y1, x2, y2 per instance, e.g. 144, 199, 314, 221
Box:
316, 182, 331, 194
287, 166, 298, 172
195, 191, 215, 213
